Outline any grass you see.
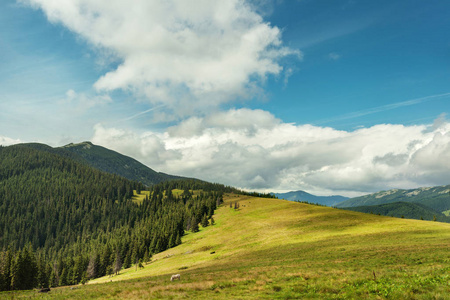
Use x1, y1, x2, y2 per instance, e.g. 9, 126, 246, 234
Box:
4, 194, 450, 299
443, 210, 450, 217
132, 189, 203, 204
131, 190, 150, 204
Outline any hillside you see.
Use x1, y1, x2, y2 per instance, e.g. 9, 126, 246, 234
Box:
0, 144, 223, 291
273, 190, 348, 206
341, 201, 450, 223
10, 195, 449, 299
336, 184, 450, 213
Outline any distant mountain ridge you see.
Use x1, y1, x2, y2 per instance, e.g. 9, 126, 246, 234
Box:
273, 190, 349, 207
22, 141, 184, 186
336, 184, 450, 214
342, 201, 450, 223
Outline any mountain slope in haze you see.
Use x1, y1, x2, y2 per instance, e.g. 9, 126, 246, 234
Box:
341, 201, 450, 223
336, 184, 450, 213
273, 190, 348, 206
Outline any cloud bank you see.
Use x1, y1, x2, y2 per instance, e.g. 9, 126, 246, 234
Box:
92, 109, 450, 196
22, 0, 300, 115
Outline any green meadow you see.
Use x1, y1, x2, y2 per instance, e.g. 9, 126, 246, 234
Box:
132, 189, 202, 204
4, 194, 450, 299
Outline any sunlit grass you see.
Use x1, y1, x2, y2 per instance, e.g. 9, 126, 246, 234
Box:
5, 194, 450, 299
131, 190, 150, 204
132, 189, 203, 204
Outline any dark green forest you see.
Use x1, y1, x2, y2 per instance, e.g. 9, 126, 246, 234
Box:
0, 144, 229, 291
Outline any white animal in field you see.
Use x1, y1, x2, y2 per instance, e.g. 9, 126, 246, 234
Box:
170, 274, 181, 281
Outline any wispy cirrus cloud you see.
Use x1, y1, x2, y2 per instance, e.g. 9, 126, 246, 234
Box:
315, 92, 450, 126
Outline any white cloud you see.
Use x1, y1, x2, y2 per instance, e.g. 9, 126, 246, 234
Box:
22, 0, 301, 116
62, 89, 112, 111
91, 109, 450, 196
0, 136, 21, 146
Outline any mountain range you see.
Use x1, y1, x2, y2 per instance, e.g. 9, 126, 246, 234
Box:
272, 190, 348, 207
273, 184, 450, 223
336, 185, 450, 213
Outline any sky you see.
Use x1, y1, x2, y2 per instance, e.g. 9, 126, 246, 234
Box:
1, 0, 449, 197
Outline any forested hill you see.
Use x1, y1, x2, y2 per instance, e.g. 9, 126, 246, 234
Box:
22, 141, 183, 186
336, 185, 450, 214
0, 144, 228, 291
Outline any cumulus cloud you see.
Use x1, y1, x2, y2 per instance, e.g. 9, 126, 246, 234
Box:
91, 109, 450, 196
22, 0, 301, 116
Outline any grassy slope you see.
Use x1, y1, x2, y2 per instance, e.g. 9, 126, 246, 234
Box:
131, 189, 202, 205
5, 195, 450, 299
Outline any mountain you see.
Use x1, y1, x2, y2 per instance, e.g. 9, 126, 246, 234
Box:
273, 190, 348, 206
341, 201, 450, 223
336, 184, 450, 214
23, 141, 184, 186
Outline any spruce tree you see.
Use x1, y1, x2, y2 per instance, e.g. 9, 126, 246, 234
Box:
87, 254, 97, 279
201, 214, 209, 228
191, 217, 199, 233
113, 252, 122, 275
175, 233, 182, 246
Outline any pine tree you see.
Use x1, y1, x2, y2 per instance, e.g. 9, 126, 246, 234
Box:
123, 251, 132, 269
87, 253, 97, 279
0, 248, 13, 291
143, 250, 151, 264
175, 233, 182, 246
168, 234, 175, 248
59, 268, 68, 287
191, 216, 199, 233
113, 252, 122, 275
201, 214, 209, 228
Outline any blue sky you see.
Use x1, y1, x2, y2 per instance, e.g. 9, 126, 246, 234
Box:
1, 0, 449, 195
250, 0, 450, 129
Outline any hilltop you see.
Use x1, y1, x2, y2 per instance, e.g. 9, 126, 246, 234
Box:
9, 194, 448, 299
